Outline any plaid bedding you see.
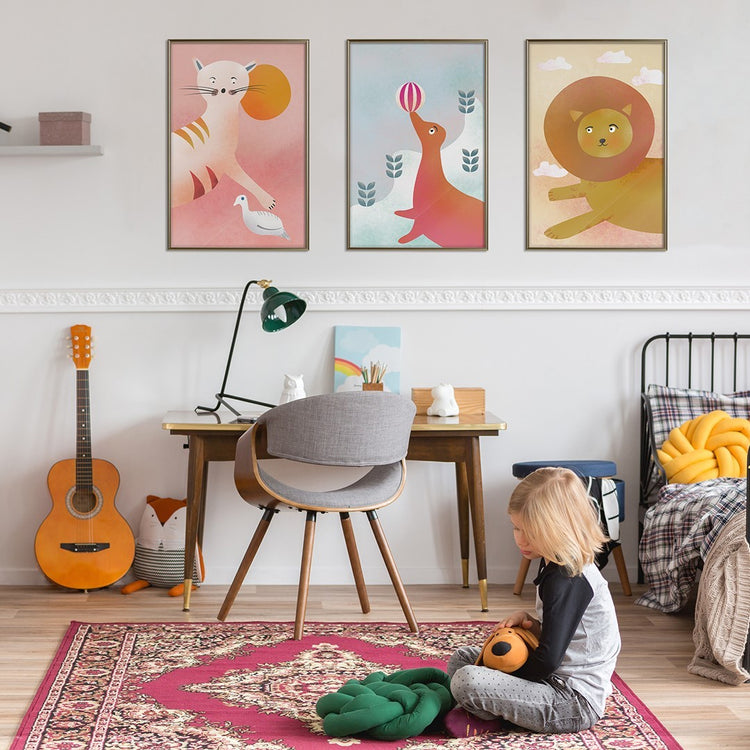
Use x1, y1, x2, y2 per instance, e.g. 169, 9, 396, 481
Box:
635, 478, 746, 613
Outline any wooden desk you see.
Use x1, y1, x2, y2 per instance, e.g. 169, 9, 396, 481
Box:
162, 410, 506, 612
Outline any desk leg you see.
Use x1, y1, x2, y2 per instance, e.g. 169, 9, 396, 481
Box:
465, 436, 489, 612
183, 436, 208, 611
454, 462, 470, 588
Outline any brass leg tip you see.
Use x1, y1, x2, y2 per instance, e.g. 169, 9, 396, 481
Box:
478, 579, 488, 611
461, 559, 470, 588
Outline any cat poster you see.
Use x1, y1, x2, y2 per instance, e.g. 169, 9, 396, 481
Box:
168, 39, 308, 250
527, 39, 666, 250
347, 40, 487, 250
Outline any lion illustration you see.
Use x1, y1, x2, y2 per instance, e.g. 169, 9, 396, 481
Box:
543, 76, 663, 240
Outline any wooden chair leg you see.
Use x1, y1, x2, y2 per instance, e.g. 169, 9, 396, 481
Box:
339, 513, 370, 614
612, 544, 632, 596
366, 510, 418, 634
513, 556, 531, 596
218, 507, 275, 621
294, 511, 317, 640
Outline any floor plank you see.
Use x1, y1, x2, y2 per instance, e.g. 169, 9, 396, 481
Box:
0, 583, 748, 749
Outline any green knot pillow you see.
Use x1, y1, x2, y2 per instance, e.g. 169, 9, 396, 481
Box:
316, 667, 454, 740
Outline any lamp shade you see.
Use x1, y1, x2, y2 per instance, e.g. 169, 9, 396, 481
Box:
261, 285, 307, 332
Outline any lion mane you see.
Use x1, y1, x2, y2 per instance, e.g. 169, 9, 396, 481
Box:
544, 76, 654, 182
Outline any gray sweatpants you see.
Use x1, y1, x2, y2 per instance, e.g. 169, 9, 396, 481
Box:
447, 646, 600, 734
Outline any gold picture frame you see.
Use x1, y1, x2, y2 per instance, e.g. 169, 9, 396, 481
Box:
347, 39, 488, 250
527, 39, 667, 250
168, 39, 309, 251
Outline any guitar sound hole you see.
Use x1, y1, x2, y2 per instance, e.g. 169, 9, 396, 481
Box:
65, 486, 104, 520
72, 490, 97, 514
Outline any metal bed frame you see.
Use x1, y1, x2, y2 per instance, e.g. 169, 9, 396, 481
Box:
639, 332, 750, 672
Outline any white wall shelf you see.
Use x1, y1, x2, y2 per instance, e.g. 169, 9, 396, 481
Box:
0, 145, 102, 156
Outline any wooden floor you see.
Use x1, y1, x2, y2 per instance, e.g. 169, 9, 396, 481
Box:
0, 582, 748, 749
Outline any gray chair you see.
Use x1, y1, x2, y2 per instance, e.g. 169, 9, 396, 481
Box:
218, 391, 419, 639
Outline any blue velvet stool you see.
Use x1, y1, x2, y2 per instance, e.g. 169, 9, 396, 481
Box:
510, 460, 631, 596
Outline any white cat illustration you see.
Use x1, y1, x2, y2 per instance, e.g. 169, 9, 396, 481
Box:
171, 58, 289, 211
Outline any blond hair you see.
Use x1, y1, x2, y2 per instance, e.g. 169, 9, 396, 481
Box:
508, 467, 607, 576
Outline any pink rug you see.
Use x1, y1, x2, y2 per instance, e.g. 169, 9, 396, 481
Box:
12, 621, 682, 749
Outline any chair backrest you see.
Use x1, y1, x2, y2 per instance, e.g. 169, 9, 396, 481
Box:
258, 391, 416, 467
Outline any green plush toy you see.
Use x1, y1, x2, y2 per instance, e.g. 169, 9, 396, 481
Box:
316, 667, 454, 740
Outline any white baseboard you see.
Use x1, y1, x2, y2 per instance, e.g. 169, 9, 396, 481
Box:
0, 563, 640, 589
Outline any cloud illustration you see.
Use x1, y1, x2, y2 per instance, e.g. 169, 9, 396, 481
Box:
538, 56, 572, 71
632, 66, 664, 86
533, 161, 568, 178
596, 50, 632, 64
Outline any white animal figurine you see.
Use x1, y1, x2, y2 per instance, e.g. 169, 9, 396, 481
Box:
234, 195, 290, 239
427, 383, 460, 417
279, 374, 306, 404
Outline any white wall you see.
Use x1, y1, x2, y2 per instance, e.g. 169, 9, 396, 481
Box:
2, 1, 749, 598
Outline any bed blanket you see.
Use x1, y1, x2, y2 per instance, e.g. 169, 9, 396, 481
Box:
636, 478, 745, 613
688, 509, 750, 685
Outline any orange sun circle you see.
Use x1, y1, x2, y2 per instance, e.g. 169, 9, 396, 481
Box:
242, 64, 291, 121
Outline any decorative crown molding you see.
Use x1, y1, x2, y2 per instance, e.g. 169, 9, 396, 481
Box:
1, 285, 749, 312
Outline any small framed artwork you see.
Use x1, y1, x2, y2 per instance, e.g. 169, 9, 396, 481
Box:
527, 39, 666, 250
347, 39, 488, 250
333, 325, 402, 393
168, 39, 308, 250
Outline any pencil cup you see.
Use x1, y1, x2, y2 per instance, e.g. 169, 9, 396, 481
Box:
362, 382, 384, 391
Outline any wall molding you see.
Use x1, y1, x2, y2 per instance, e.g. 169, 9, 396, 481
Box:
0, 285, 747, 312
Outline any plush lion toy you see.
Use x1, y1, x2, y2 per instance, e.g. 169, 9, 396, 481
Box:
475, 626, 539, 673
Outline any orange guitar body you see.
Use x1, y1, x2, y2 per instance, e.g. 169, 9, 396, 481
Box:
36, 459, 134, 590
34, 325, 135, 590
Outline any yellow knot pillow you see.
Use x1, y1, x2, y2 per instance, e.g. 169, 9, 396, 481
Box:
657, 410, 750, 483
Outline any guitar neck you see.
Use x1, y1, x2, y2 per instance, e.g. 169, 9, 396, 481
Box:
75, 369, 93, 491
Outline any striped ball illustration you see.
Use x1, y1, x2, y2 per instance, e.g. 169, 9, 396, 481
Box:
397, 81, 424, 113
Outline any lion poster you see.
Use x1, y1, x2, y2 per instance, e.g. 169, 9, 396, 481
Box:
527, 40, 666, 250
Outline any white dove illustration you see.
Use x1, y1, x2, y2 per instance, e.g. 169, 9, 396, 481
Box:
233, 195, 290, 240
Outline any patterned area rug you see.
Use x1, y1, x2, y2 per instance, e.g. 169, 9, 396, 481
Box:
13, 621, 681, 749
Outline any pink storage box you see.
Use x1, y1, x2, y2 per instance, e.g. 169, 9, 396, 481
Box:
38, 111, 91, 145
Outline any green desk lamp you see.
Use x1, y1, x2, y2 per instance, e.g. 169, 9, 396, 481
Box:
196, 279, 306, 416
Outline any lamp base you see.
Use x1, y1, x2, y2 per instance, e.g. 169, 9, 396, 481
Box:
195, 392, 276, 416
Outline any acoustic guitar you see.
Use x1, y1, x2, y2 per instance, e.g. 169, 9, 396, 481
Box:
34, 325, 135, 590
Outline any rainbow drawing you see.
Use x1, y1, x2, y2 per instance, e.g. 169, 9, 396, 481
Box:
334, 357, 362, 377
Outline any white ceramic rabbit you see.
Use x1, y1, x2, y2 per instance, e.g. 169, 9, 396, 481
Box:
427, 383, 460, 417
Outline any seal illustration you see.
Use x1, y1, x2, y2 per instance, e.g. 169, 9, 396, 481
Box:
395, 111, 485, 248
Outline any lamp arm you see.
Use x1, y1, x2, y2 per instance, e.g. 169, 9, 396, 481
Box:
196, 280, 261, 414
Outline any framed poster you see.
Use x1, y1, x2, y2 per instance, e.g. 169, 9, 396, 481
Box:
168, 39, 308, 250
333, 325, 402, 393
527, 39, 666, 250
347, 39, 487, 250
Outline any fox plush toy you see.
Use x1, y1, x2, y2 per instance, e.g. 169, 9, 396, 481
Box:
121, 495, 204, 597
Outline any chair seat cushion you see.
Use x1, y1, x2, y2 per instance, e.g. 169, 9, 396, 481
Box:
512, 459, 617, 479
257, 461, 404, 510
316, 668, 454, 740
